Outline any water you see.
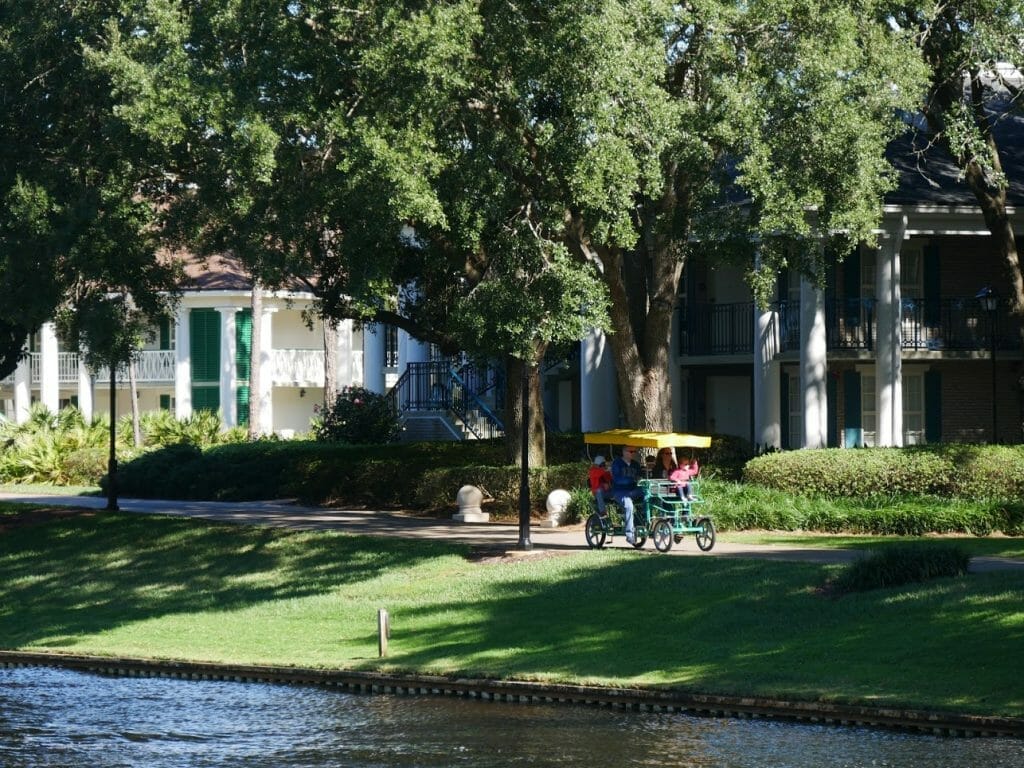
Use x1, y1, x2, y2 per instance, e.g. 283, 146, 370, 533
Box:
1, 666, 1021, 767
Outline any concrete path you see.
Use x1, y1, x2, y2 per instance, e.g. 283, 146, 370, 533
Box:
2, 491, 1021, 573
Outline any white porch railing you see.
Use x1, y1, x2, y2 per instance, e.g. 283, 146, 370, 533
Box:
3, 348, 364, 390
94, 350, 176, 383
271, 349, 325, 387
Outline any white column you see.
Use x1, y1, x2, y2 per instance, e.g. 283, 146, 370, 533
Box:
875, 219, 905, 447
336, 318, 355, 390
398, 329, 430, 368
175, 307, 192, 420
39, 322, 59, 413
362, 323, 387, 394
580, 329, 619, 432
255, 306, 275, 435
13, 352, 30, 423
77, 357, 94, 422
753, 303, 782, 451
216, 307, 238, 428
799, 276, 828, 449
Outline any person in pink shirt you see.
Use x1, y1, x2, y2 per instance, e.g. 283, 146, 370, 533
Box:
668, 458, 699, 501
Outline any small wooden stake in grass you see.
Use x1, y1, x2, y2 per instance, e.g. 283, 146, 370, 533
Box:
378, 608, 390, 657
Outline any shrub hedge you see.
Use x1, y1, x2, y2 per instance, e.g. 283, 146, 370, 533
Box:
742, 444, 1024, 502
107, 435, 1024, 533
831, 545, 970, 594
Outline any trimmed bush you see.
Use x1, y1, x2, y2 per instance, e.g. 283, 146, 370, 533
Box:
563, 486, 597, 525
831, 545, 970, 594
743, 445, 1024, 502
314, 386, 400, 444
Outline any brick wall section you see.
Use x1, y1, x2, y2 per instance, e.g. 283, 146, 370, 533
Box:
940, 360, 1022, 444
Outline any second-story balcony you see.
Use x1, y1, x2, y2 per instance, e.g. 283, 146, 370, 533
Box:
1, 348, 365, 389
679, 297, 1022, 358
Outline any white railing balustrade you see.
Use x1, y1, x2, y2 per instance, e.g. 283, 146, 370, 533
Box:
58, 353, 79, 383
94, 350, 176, 383
271, 349, 325, 387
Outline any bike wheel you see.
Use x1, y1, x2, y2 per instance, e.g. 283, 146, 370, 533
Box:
585, 513, 607, 549
652, 520, 673, 553
695, 517, 716, 552
632, 529, 648, 549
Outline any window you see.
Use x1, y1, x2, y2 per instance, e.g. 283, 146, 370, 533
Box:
861, 374, 877, 447
860, 252, 876, 301
384, 325, 399, 368
903, 373, 925, 445
788, 374, 803, 448
900, 245, 923, 300
860, 372, 925, 445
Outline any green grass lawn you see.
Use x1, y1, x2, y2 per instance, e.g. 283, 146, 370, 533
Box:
1, 508, 1022, 718
720, 531, 1024, 559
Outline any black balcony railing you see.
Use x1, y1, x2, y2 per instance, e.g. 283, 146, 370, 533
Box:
681, 297, 1021, 357
680, 301, 754, 356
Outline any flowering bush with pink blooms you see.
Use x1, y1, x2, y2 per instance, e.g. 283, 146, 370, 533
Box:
313, 386, 400, 444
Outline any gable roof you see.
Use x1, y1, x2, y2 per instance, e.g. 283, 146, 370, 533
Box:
885, 101, 1024, 207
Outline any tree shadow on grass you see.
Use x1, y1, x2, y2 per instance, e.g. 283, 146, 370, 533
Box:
0, 511, 464, 647
383, 553, 1024, 713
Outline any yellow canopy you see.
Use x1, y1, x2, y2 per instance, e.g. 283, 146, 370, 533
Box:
584, 429, 712, 449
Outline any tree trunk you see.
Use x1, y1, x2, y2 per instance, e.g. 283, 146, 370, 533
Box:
504, 349, 546, 467
598, 242, 681, 432
248, 282, 262, 439
128, 358, 141, 447
323, 316, 339, 407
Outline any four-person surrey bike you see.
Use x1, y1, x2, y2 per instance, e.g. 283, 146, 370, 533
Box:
583, 429, 716, 553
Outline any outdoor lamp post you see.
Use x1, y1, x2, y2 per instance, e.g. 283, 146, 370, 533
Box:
976, 286, 999, 443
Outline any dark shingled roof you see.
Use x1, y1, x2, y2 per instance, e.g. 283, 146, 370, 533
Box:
885, 102, 1024, 207
181, 252, 254, 291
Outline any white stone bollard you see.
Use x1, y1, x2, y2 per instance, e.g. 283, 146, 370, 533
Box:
543, 488, 572, 528
453, 485, 489, 522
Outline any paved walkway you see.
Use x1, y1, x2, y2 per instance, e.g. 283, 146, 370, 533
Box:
2, 491, 1022, 572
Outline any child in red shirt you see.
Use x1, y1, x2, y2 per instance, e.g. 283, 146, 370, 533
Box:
587, 455, 612, 514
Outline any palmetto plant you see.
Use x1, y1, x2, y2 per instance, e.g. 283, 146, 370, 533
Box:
0, 404, 109, 483
0, 405, 245, 485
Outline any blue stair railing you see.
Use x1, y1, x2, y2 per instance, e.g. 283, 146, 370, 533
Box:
388, 360, 505, 440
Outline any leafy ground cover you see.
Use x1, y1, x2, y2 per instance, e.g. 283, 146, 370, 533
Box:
1, 508, 1021, 717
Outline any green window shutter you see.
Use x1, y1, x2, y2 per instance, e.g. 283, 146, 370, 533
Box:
924, 245, 941, 327
159, 318, 171, 350
189, 309, 220, 383
925, 371, 942, 443
236, 385, 250, 428
159, 394, 171, 411
191, 385, 220, 413
235, 309, 252, 381
843, 370, 862, 447
779, 371, 790, 449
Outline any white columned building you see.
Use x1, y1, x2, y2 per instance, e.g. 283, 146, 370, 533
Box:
799, 275, 828, 449
13, 353, 31, 423
216, 307, 238, 428
579, 329, 619, 432
334, 318, 356, 395
77, 357, 94, 422
254, 306, 275, 436
398, 329, 430, 369
362, 324, 387, 394
174, 308, 192, 420
39, 322, 60, 413
875, 216, 906, 447
753, 302, 782, 451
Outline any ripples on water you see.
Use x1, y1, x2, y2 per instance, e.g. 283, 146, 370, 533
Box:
1, 666, 1021, 767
